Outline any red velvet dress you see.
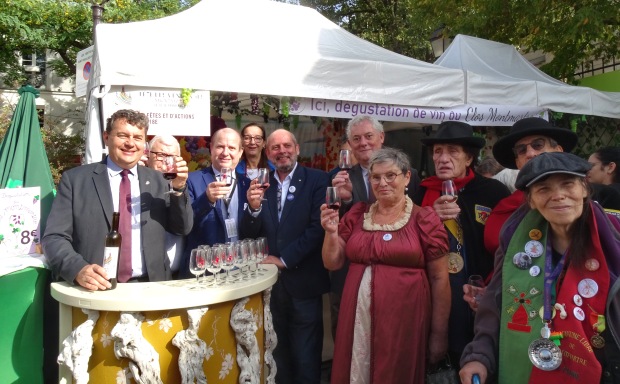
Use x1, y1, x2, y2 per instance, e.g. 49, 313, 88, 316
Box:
331, 200, 448, 383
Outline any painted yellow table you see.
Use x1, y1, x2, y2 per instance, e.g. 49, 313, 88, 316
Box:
51, 266, 278, 384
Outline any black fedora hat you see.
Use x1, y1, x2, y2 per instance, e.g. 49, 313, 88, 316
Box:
515, 152, 591, 190
493, 117, 578, 169
420, 121, 485, 149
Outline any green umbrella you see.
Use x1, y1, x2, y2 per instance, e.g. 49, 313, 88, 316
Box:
0, 85, 56, 238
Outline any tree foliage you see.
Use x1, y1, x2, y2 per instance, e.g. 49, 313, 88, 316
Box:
299, 0, 440, 61
298, 0, 619, 82
0, 0, 200, 87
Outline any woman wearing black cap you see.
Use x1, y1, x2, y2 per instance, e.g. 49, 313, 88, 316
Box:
460, 152, 620, 384
413, 121, 511, 366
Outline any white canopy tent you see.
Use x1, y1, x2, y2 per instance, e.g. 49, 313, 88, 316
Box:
435, 34, 620, 118
83, 0, 497, 163
84, 0, 617, 163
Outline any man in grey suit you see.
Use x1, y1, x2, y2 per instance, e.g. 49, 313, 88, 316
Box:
42, 109, 193, 290
329, 115, 421, 337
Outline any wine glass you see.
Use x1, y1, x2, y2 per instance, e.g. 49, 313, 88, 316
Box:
339, 149, 352, 170
221, 242, 236, 284
326, 187, 340, 224
161, 155, 177, 194
245, 239, 258, 278
235, 241, 249, 281
257, 168, 269, 201
256, 237, 268, 274
467, 274, 486, 303
219, 167, 233, 203
208, 244, 225, 285
188, 248, 206, 288
441, 179, 458, 203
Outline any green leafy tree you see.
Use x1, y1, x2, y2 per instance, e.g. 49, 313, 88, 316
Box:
413, 0, 620, 82
0, 0, 200, 87
299, 0, 440, 61
298, 0, 619, 82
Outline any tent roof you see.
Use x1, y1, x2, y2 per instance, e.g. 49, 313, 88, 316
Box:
435, 34, 620, 118
92, 0, 465, 108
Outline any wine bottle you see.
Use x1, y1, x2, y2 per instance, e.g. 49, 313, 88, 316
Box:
102, 212, 122, 289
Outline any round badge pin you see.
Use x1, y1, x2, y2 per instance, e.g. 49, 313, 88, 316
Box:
383, 233, 392, 241
286, 194, 294, 201
529, 229, 542, 240
573, 294, 583, 306
529, 265, 541, 277
577, 278, 599, 298
585, 258, 600, 272
573, 307, 585, 321
525, 240, 544, 258
288, 186, 296, 193
513, 252, 533, 270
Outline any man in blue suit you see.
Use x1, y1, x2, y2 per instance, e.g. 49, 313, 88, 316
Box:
179, 127, 250, 277
243, 129, 330, 384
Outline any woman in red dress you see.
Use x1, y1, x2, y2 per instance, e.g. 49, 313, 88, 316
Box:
321, 147, 450, 383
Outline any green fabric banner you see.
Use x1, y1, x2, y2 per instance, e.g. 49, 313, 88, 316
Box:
0, 85, 56, 237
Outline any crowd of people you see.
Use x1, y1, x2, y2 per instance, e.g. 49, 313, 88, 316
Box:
41, 109, 620, 384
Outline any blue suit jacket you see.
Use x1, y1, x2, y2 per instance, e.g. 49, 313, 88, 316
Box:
180, 166, 250, 277
240, 165, 330, 299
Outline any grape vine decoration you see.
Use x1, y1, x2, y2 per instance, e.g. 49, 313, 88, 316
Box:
181, 88, 195, 107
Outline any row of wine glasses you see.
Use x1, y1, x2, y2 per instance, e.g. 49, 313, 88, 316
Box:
188, 237, 269, 289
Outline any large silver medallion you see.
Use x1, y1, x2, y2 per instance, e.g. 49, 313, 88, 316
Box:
528, 338, 562, 371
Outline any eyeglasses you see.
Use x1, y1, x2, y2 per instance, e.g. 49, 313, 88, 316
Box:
512, 138, 547, 156
150, 150, 176, 161
243, 135, 264, 143
369, 172, 403, 184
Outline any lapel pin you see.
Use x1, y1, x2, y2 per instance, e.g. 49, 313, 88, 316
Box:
289, 186, 296, 193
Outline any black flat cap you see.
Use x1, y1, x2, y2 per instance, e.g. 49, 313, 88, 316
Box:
421, 121, 485, 149
493, 117, 578, 169
515, 152, 591, 190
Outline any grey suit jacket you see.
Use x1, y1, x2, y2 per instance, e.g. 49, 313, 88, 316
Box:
42, 160, 193, 284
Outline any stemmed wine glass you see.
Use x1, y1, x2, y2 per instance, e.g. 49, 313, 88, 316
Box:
235, 241, 249, 281
161, 155, 177, 194
326, 187, 341, 224
339, 149, 352, 170
246, 239, 258, 278
257, 168, 269, 200
209, 244, 225, 286
256, 237, 268, 274
188, 248, 206, 288
221, 242, 236, 285
441, 179, 458, 203
219, 167, 233, 203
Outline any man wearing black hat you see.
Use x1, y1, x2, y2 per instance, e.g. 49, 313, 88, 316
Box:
483, 117, 620, 259
413, 121, 511, 365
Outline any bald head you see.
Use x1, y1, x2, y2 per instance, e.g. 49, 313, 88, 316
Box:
210, 127, 243, 171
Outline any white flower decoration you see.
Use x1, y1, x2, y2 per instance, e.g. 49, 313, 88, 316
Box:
219, 353, 233, 379
100, 333, 114, 348
159, 317, 173, 333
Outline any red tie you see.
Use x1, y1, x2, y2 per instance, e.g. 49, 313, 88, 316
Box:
118, 169, 132, 282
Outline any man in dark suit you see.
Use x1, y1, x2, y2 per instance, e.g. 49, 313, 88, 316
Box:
42, 109, 193, 290
328, 115, 421, 337
242, 129, 330, 384
179, 127, 250, 277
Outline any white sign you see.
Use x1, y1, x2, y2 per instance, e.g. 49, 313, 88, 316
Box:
75, 45, 95, 98
0, 187, 41, 257
101, 86, 211, 136
289, 98, 548, 126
